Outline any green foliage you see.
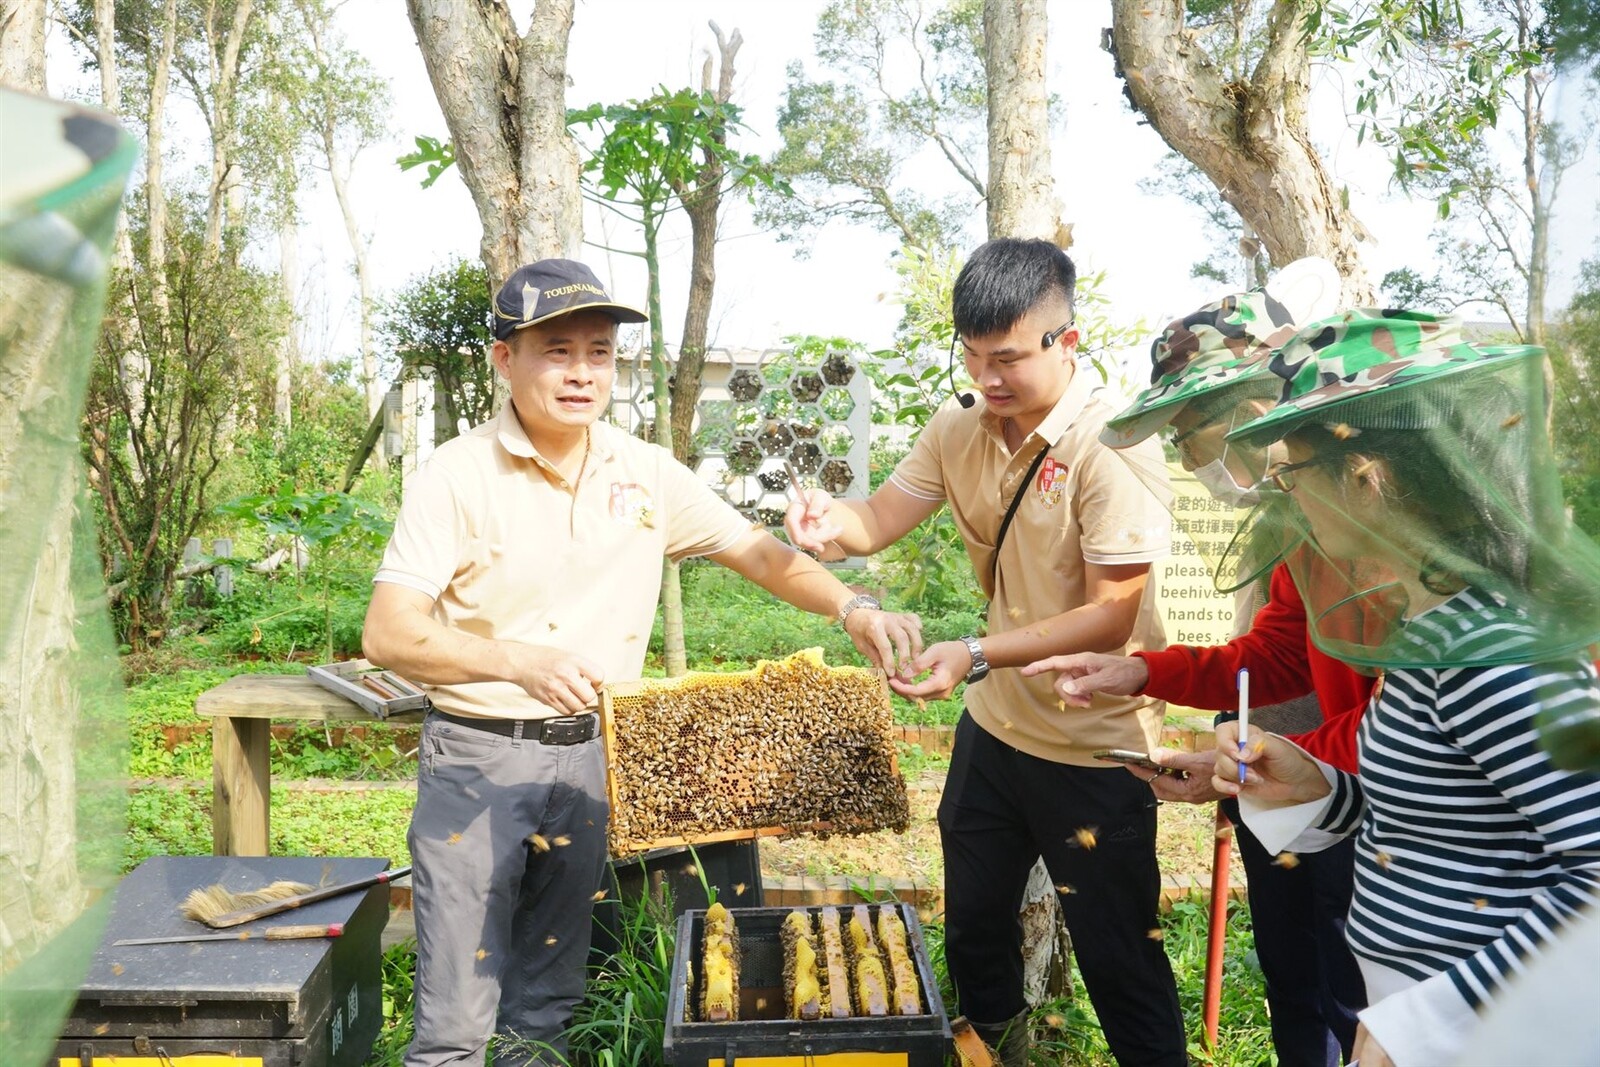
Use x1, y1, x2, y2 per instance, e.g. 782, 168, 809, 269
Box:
397, 135, 457, 188
217, 486, 392, 553
758, 0, 987, 254
379, 256, 495, 441
215, 486, 391, 662
569, 87, 778, 211
122, 783, 414, 874
1307, 1, 1548, 206
84, 201, 286, 649
1551, 257, 1600, 535
202, 565, 374, 660
365, 939, 418, 1065
564, 892, 677, 1065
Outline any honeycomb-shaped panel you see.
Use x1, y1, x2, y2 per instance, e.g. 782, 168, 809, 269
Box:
790, 410, 823, 439
819, 387, 855, 421
630, 344, 872, 547
757, 421, 794, 456
789, 371, 824, 403
790, 441, 822, 475
727, 439, 763, 476
818, 459, 854, 495
727, 368, 763, 402
820, 351, 857, 386
820, 424, 854, 457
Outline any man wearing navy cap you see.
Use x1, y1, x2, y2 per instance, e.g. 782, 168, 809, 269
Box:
364, 259, 923, 1066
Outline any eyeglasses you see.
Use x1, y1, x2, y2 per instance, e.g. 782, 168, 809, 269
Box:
1169, 423, 1206, 464
1255, 454, 1345, 493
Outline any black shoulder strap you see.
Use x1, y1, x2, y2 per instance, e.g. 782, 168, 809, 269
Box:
991, 444, 1050, 589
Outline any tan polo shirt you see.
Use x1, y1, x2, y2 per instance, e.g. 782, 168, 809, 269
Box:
888, 367, 1172, 765
374, 405, 751, 719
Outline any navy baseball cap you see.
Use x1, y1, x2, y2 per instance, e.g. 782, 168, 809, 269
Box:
492, 259, 647, 340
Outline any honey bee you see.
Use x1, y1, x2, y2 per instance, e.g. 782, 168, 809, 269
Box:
1273, 852, 1300, 869
1073, 826, 1099, 850
529, 833, 551, 853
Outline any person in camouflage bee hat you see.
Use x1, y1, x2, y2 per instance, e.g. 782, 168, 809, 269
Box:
1214, 308, 1600, 1067
1030, 262, 1375, 1067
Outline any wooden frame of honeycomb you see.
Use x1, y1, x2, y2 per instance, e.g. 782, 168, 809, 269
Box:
600, 649, 911, 856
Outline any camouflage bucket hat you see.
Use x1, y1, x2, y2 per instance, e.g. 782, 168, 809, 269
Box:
1101, 257, 1340, 448
1226, 308, 1545, 448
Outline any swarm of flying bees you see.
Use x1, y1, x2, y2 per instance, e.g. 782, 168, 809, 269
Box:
604, 650, 910, 855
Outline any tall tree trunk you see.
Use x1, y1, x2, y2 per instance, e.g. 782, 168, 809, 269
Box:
145, 0, 177, 325
982, 0, 1073, 1006
406, 0, 581, 286
275, 213, 298, 430
0, 0, 46, 91
1519, 7, 1547, 347
983, 0, 1065, 245
668, 22, 741, 463
643, 212, 687, 677
325, 128, 380, 425
204, 0, 256, 259
93, 0, 137, 277
1108, 0, 1375, 303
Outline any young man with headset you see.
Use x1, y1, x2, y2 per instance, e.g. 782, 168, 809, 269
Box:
786, 238, 1184, 1066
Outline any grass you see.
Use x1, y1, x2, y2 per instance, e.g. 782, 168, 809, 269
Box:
122, 783, 414, 870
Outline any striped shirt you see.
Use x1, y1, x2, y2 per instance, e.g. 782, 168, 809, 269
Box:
1316, 589, 1600, 1011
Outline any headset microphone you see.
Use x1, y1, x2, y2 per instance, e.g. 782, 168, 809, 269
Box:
948, 321, 1074, 409
948, 332, 976, 408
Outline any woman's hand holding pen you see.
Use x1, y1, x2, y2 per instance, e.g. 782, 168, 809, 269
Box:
1211, 720, 1331, 804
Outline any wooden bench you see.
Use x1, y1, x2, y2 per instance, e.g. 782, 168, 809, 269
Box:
194, 673, 426, 856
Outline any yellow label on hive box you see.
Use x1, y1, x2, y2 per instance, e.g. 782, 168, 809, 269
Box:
708, 1055, 908, 1067
61, 1058, 264, 1067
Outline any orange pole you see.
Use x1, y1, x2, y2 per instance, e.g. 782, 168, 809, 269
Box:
1202, 804, 1232, 1049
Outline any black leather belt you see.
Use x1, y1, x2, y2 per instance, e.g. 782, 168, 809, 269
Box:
432, 709, 598, 745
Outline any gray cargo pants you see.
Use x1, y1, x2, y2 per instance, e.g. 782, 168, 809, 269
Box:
404, 712, 610, 1067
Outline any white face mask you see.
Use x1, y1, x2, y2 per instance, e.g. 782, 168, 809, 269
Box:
1192, 457, 1261, 508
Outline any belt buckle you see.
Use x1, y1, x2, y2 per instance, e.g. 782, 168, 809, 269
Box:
539, 716, 592, 745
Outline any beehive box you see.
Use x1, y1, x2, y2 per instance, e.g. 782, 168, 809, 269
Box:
54, 856, 389, 1067
665, 903, 950, 1066
601, 650, 910, 856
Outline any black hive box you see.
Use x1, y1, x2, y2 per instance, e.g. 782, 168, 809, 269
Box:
664, 903, 951, 1067
55, 856, 390, 1066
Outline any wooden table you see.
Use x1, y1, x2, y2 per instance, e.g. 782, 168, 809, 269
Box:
194, 673, 425, 856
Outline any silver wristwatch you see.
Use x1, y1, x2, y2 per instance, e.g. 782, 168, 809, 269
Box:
837, 593, 882, 625
960, 635, 989, 684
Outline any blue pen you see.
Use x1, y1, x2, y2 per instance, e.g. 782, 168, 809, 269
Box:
1236, 668, 1250, 784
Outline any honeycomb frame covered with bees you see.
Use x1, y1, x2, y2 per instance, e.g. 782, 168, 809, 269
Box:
600, 649, 911, 856
664, 903, 951, 1066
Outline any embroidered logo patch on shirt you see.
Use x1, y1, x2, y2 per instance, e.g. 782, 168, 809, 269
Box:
610, 483, 655, 529
1036, 456, 1068, 510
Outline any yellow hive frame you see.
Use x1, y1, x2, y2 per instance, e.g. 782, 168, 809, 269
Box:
600, 650, 906, 856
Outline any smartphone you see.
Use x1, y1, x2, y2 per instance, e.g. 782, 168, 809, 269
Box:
1093, 748, 1189, 779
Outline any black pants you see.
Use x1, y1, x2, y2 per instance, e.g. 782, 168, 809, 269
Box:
939, 713, 1187, 1066
1223, 797, 1366, 1067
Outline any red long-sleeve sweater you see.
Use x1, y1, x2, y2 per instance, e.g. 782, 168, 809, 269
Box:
1133, 563, 1373, 774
